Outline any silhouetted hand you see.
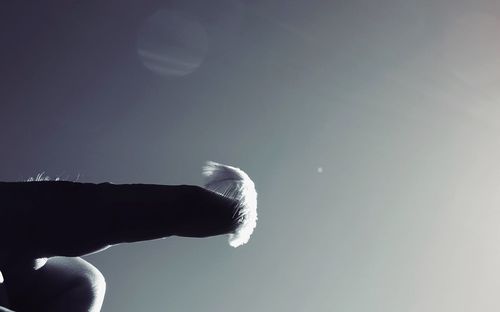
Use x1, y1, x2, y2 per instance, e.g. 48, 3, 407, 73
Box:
0, 162, 257, 312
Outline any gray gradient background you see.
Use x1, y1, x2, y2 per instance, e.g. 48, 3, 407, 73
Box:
2, 0, 500, 311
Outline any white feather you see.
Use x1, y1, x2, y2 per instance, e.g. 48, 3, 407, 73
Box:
202, 161, 258, 248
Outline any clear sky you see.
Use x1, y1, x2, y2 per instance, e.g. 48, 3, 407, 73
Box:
1, 0, 500, 311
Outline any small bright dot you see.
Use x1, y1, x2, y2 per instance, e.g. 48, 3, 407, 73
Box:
317, 167, 323, 173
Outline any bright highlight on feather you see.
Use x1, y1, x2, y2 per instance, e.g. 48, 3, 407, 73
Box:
202, 161, 258, 248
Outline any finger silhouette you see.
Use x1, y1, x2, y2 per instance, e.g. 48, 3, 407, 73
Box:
0, 161, 258, 262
